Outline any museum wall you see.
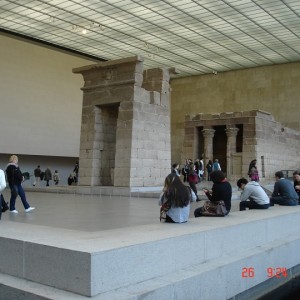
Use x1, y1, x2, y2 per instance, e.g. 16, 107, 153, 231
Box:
1, 32, 299, 182
0, 33, 98, 158
170, 62, 300, 164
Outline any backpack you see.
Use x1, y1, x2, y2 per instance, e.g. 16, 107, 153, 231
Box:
213, 162, 220, 171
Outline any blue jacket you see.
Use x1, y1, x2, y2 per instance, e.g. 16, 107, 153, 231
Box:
272, 178, 298, 200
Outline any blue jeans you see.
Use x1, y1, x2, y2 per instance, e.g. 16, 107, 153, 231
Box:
270, 196, 298, 206
240, 201, 269, 211
9, 184, 30, 211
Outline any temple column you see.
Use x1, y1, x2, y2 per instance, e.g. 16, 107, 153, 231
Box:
202, 128, 215, 167
225, 126, 239, 179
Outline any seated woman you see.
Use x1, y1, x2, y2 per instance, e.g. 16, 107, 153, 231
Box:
159, 173, 196, 223
293, 170, 300, 204
194, 171, 232, 217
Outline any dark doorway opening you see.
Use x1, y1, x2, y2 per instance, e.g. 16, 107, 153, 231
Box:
97, 103, 119, 186
236, 124, 243, 153
213, 125, 227, 173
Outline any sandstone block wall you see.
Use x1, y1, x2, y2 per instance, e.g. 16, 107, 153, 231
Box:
183, 110, 300, 181
170, 62, 300, 165
255, 112, 300, 180
73, 56, 171, 187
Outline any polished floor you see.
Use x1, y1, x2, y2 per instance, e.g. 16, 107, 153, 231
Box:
0, 183, 241, 232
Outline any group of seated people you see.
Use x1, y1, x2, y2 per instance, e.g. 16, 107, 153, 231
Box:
159, 170, 300, 224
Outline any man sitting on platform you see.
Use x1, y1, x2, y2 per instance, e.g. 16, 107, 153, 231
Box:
270, 171, 298, 206
237, 178, 269, 211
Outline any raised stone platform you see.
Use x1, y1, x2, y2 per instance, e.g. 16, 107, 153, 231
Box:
1, 189, 300, 299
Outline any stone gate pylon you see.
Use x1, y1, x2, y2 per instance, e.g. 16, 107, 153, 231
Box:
73, 56, 172, 187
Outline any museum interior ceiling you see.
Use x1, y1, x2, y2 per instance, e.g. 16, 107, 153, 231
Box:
1, 0, 300, 77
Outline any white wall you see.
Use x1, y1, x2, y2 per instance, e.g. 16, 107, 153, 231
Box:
0, 33, 97, 157
0, 154, 77, 187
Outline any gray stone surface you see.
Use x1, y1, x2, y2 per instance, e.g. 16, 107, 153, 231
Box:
1, 186, 299, 299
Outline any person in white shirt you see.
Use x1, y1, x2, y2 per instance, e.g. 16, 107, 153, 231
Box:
0, 168, 7, 219
237, 178, 269, 211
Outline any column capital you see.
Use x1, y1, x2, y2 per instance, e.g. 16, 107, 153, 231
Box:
225, 127, 239, 137
201, 128, 215, 138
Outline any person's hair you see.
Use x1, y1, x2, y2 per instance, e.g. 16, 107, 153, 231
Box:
293, 170, 300, 176
9, 155, 18, 163
237, 178, 248, 188
172, 163, 178, 169
210, 170, 225, 183
275, 171, 284, 179
37, 165, 40, 168
248, 159, 257, 172
163, 174, 191, 207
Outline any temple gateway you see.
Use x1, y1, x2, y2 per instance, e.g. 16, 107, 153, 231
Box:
182, 110, 300, 182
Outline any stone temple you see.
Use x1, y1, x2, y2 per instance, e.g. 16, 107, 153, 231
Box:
2, 54, 300, 299
74, 56, 300, 186
73, 56, 175, 187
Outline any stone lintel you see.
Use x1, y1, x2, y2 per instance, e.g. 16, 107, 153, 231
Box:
72, 55, 144, 73
187, 110, 275, 122
81, 78, 136, 91
73, 56, 144, 90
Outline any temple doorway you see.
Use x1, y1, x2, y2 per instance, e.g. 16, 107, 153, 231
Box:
97, 103, 119, 186
213, 125, 227, 173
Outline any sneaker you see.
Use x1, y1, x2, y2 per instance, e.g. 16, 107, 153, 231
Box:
9, 210, 18, 214
25, 207, 35, 212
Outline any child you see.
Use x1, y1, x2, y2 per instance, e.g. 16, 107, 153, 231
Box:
53, 170, 60, 185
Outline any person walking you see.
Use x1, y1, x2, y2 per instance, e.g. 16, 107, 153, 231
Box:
248, 159, 259, 182
171, 163, 180, 176
1, 194, 9, 214
187, 162, 200, 202
181, 159, 190, 183
6, 155, 35, 214
33, 165, 42, 187
212, 159, 221, 171
0, 168, 7, 220
206, 160, 213, 181
73, 161, 79, 184
44, 167, 52, 187
53, 170, 60, 185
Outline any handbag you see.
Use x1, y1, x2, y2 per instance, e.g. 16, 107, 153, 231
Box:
201, 200, 227, 217
188, 174, 200, 184
160, 202, 170, 222
159, 193, 171, 222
